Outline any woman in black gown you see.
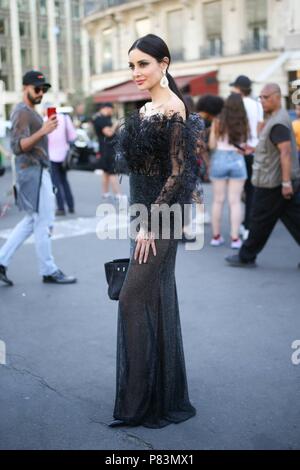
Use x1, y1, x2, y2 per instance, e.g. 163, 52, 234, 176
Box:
110, 34, 203, 429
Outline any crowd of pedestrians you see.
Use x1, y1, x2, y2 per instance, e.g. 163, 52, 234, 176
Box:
187, 75, 300, 270
226, 83, 300, 268
1, 68, 300, 288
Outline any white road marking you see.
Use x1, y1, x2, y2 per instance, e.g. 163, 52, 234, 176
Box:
0, 215, 130, 244
0, 339, 6, 365
0, 206, 204, 244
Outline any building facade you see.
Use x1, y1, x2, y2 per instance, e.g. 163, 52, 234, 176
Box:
0, 0, 84, 119
82, 0, 300, 108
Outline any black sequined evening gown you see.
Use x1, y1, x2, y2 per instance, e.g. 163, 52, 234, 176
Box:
112, 112, 202, 428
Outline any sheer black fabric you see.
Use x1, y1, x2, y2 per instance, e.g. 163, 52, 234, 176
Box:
116, 111, 203, 206
112, 111, 202, 428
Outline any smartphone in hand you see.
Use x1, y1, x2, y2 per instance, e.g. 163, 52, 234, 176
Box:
47, 107, 57, 118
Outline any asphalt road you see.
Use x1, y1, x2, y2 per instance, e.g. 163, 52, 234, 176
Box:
0, 170, 299, 450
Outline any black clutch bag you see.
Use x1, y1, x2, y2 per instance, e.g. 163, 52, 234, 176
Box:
104, 258, 130, 300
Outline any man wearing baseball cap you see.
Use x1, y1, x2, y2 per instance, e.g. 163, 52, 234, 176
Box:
230, 74, 252, 91
0, 70, 77, 285
22, 70, 52, 90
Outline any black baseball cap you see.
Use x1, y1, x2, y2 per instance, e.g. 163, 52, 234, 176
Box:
22, 70, 51, 88
230, 75, 252, 89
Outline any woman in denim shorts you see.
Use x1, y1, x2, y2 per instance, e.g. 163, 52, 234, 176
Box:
209, 93, 248, 249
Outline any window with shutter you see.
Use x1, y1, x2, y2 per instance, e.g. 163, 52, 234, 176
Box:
167, 9, 184, 61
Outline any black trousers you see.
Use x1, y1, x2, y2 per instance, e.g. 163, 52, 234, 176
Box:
239, 185, 300, 262
243, 154, 255, 230
50, 161, 74, 211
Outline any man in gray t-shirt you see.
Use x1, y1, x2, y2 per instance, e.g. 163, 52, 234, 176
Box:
10, 101, 49, 213
0, 70, 76, 286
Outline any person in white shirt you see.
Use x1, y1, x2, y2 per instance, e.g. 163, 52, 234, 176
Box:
230, 75, 264, 239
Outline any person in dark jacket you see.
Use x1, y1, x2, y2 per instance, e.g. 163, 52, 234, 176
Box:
93, 103, 123, 200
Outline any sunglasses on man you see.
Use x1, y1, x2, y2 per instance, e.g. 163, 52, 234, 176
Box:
34, 86, 49, 94
259, 91, 278, 101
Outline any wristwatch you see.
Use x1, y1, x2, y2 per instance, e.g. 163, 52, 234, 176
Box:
281, 181, 292, 188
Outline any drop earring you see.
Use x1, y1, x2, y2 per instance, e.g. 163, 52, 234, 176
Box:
160, 70, 169, 88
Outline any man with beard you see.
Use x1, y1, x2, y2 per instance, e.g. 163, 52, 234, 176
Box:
0, 71, 76, 286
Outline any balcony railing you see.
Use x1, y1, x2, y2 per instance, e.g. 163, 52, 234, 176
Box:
200, 39, 223, 59
241, 35, 269, 54
171, 49, 184, 62
85, 0, 134, 15
102, 60, 113, 72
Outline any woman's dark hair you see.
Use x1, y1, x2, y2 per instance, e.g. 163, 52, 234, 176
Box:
183, 94, 195, 113
239, 87, 252, 97
218, 93, 248, 145
196, 94, 224, 117
128, 34, 189, 117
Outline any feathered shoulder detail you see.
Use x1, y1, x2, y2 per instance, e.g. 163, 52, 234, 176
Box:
115, 110, 204, 204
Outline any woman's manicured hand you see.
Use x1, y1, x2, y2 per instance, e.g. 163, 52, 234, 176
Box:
134, 228, 157, 264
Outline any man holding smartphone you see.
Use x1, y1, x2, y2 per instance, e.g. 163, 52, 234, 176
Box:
0, 70, 76, 285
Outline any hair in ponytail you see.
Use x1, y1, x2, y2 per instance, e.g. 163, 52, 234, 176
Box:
128, 34, 189, 118
166, 72, 189, 118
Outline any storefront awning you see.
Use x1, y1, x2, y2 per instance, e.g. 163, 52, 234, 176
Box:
94, 71, 218, 103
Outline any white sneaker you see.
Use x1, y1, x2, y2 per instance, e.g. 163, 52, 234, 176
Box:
243, 229, 249, 241
210, 236, 224, 247
231, 238, 243, 249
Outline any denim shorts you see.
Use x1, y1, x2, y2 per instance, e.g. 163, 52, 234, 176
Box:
210, 150, 247, 180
